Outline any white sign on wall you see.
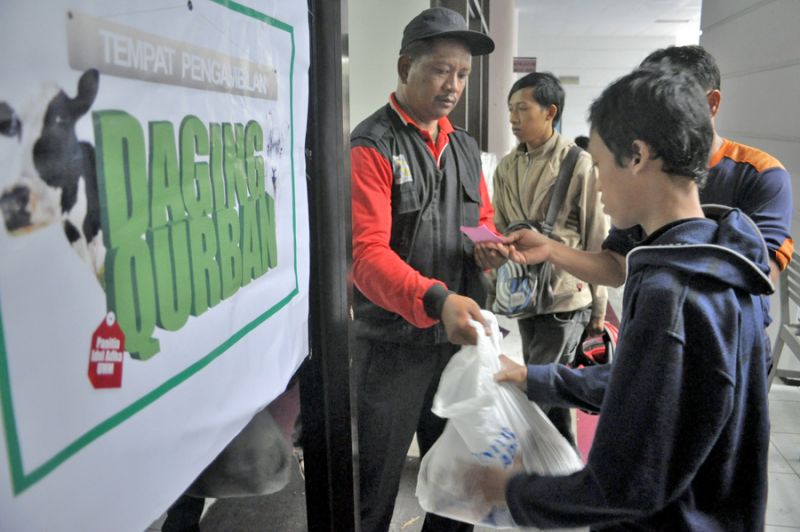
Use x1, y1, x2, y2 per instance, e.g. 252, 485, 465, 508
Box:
0, 1, 310, 530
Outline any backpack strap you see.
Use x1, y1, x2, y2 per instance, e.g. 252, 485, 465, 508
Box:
539, 144, 582, 237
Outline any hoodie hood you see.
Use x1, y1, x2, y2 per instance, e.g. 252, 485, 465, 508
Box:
627, 205, 774, 296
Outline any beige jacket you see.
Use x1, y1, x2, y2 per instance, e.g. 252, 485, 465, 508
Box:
493, 132, 609, 319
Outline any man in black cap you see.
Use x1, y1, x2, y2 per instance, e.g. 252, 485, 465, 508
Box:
350, 7, 495, 532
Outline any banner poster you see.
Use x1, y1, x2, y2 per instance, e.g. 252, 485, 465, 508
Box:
0, 1, 310, 530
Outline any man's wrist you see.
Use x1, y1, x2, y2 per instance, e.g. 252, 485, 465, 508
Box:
542, 237, 559, 264
423, 284, 455, 319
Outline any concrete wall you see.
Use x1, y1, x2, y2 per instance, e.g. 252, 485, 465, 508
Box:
700, 0, 800, 234
347, 0, 427, 129
515, 12, 674, 141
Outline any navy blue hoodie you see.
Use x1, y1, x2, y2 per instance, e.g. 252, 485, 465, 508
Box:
508, 206, 773, 531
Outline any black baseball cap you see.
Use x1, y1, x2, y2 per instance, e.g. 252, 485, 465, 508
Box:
400, 7, 495, 56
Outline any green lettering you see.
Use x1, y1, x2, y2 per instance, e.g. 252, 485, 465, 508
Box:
93, 111, 149, 249
214, 207, 242, 299
148, 221, 192, 330
223, 122, 250, 206
256, 192, 278, 271
244, 121, 265, 196
208, 123, 227, 210
105, 240, 159, 360
180, 115, 213, 218
188, 215, 221, 315
149, 121, 186, 227
239, 198, 262, 286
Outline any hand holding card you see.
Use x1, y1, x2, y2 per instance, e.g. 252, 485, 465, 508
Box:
460, 224, 504, 244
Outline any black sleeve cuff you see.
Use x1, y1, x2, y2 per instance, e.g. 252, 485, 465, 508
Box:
423, 284, 454, 320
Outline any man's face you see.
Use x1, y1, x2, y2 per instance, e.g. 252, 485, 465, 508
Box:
400, 39, 472, 123
508, 88, 554, 149
589, 130, 640, 230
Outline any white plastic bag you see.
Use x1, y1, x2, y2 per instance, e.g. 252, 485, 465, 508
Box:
416, 311, 585, 530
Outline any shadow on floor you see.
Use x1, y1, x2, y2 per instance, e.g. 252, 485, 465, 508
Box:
200, 454, 499, 532
200, 455, 307, 531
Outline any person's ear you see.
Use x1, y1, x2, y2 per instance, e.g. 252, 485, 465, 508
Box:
707, 89, 721, 119
398, 55, 411, 84
545, 104, 558, 123
629, 140, 651, 174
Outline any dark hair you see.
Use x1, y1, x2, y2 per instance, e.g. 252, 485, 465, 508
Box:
640, 45, 721, 92
508, 72, 565, 124
574, 135, 589, 150
589, 67, 713, 184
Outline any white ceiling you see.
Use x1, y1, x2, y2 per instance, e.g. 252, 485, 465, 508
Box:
514, 0, 702, 41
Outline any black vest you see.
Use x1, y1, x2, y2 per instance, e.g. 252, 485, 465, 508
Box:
351, 104, 486, 345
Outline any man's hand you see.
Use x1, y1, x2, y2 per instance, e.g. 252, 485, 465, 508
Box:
464, 453, 523, 507
474, 242, 510, 269
441, 294, 489, 345
586, 316, 605, 337
494, 354, 527, 392
505, 228, 552, 265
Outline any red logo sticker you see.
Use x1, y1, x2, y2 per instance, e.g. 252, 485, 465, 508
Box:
88, 312, 126, 389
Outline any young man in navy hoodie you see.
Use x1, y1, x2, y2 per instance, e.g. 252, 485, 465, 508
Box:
471, 66, 773, 530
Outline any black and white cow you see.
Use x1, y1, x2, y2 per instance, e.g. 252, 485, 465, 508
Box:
0, 69, 104, 277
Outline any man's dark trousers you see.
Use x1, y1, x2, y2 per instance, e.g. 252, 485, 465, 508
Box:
355, 338, 473, 532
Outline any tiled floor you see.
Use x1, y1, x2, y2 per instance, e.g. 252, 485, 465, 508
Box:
766, 383, 800, 531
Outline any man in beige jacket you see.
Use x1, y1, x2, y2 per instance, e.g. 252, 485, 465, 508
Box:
476, 72, 608, 446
